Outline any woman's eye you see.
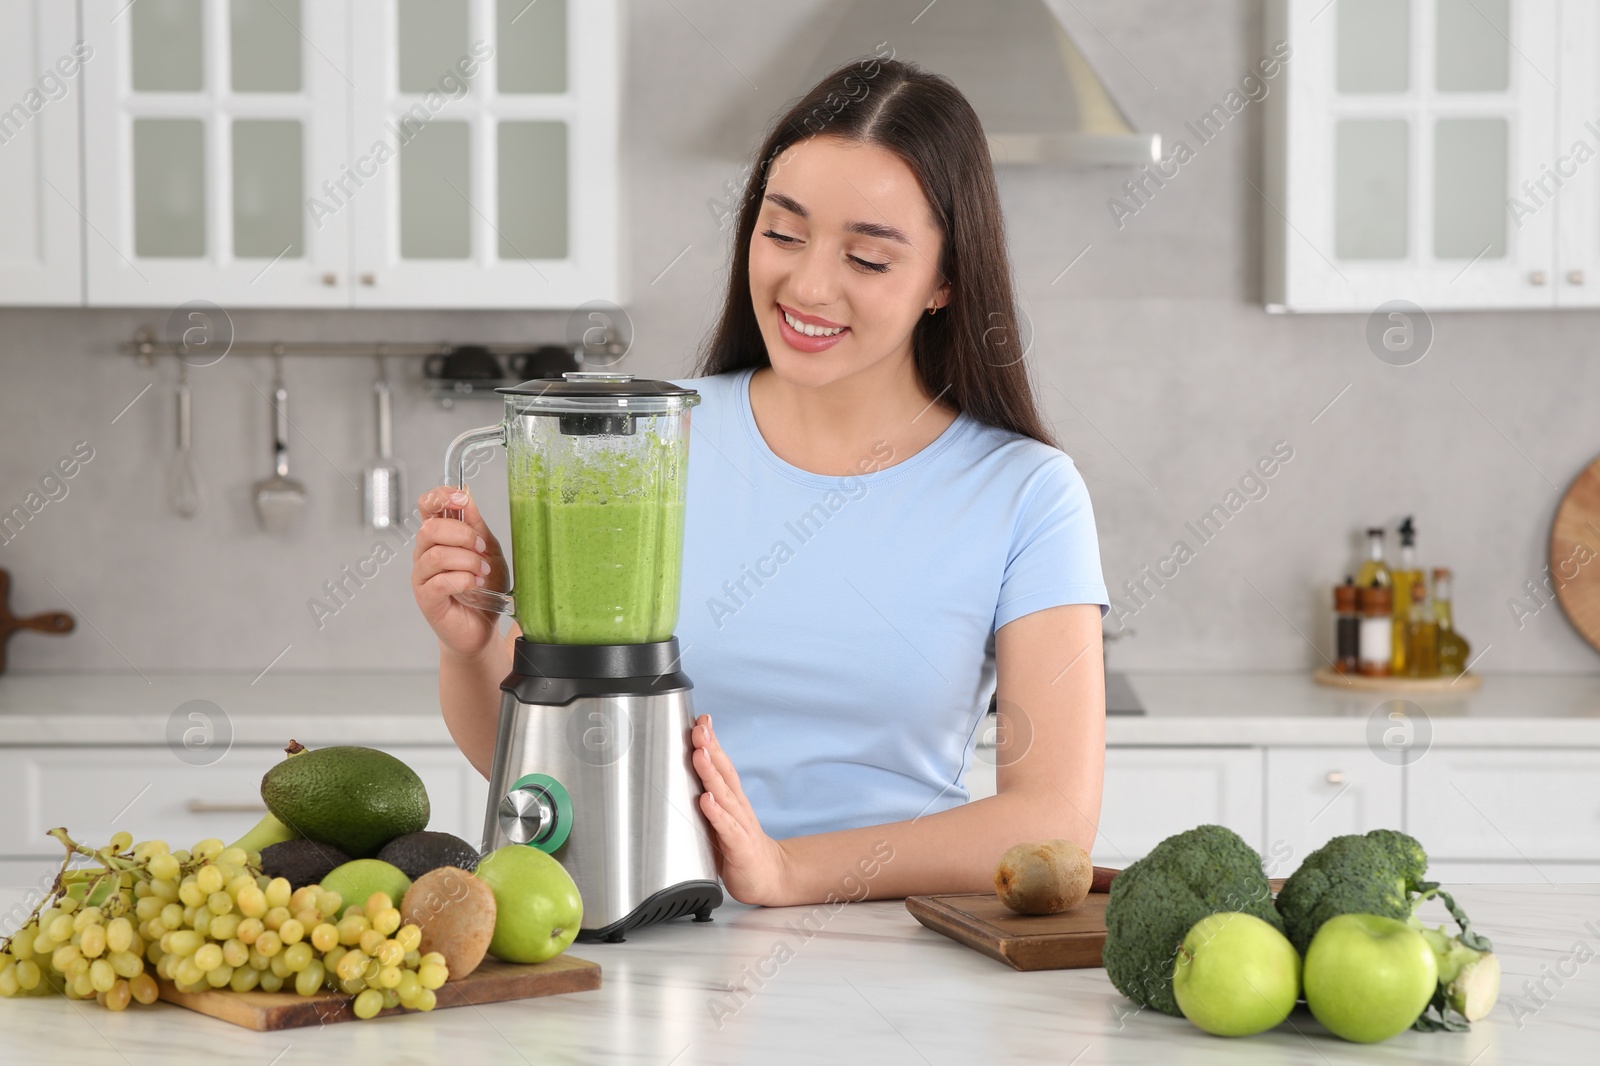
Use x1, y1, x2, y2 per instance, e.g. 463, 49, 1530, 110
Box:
760, 228, 889, 273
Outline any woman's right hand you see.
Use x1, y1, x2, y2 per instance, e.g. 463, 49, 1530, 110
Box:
412, 486, 510, 659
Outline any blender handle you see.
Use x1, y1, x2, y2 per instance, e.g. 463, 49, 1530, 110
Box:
442, 421, 516, 615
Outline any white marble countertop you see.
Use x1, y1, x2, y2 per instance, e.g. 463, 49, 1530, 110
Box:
2, 671, 1598, 747
9, 669, 1600, 742
0, 882, 1592, 1065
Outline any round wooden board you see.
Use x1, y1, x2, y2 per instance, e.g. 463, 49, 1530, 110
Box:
1551, 452, 1600, 657
1312, 666, 1480, 692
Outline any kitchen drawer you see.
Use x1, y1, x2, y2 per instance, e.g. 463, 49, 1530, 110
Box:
1407, 748, 1600, 861
0, 746, 488, 857
1093, 748, 1264, 868
1265, 747, 1403, 869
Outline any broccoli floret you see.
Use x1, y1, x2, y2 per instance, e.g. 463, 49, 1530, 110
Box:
1275, 830, 1418, 955
1275, 829, 1499, 1031
1102, 824, 1283, 1017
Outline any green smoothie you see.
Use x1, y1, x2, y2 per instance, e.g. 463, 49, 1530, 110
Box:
508, 440, 686, 644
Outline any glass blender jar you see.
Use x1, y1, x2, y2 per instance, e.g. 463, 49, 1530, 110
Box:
441, 372, 721, 942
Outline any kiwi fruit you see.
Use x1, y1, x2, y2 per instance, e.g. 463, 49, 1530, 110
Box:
400, 866, 497, 979
994, 839, 1093, 915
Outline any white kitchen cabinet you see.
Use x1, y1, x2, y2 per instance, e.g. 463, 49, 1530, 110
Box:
1407, 747, 1600, 863
1264, 747, 1403, 866
1557, 0, 1600, 307
348, 0, 623, 308
80, 0, 353, 306
0, 745, 488, 859
1266, 0, 1572, 311
1092, 748, 1264, 868
0, 0, 84, 304
66, 0, 620, 309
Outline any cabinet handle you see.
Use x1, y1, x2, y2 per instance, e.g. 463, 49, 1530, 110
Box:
1568, 270, 1586, 286
185, 800, 266, 814
1325, 771, 1346, 785
321, 273, 338, 287
1529, 270, 1547, 286
360, 273, 376, 286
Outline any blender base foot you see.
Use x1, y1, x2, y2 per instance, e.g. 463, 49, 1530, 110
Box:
576, 880, 724, 943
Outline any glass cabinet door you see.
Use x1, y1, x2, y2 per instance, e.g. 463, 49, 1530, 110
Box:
82, 0, 350, 306
349, 0, 618, 308
1274, 0, 1559, 310
1556, 0, 1600, 307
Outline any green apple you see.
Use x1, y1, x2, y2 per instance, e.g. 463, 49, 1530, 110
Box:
474, 845, 583, 964
318, 859, 412, 915
1173, 912, 1301, 1036
1304, 913, 1439, 1043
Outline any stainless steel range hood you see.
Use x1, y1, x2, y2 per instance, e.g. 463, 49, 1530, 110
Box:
801, 0, 1159, 166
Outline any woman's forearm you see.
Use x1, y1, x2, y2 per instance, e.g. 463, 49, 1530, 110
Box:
438, 633, 512, 780
775, 786, 1098, 906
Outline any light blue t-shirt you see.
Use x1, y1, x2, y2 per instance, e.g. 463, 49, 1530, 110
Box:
671, 368, 1110, 841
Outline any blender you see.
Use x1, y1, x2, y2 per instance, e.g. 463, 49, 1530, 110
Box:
442, 372, 722, 942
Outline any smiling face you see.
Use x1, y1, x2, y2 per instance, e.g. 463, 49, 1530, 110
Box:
748, 135, 950, 391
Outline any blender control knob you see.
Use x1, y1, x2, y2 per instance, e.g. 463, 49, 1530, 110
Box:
497, 773, 573, 854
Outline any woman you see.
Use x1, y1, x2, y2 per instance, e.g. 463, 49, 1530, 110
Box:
411, 58, 1110, 909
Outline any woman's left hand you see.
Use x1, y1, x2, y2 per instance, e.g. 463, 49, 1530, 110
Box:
690, 714, 795, 906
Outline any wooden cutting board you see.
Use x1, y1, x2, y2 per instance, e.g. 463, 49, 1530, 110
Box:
905, 892, 1110, 971
1552, 452, 1600, 656
157, 955, 600, 1030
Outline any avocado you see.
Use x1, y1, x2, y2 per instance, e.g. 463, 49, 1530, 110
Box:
377, 831, 483, 880
259, 745, 430, 858
259, 839, 352, 891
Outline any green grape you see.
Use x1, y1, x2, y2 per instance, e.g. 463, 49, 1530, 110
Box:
159, 904, 184, 930
294, 959, 325, 997
207, 891, 233, 916
376, 965, 402, 990
175, 958, 205, 986
217, 846, 249, 868
16, 960, 42, 991
78, 924, 107, 959
177, 880, 206, 908
192, 943, 223, 972
412, 987, 436, 1012
335, 950, 368, 982
269, 953, 292, 979
209, 914, 241, 942
375, 940, 404, 967
69, 972, 95, 998
72, 906, 103, 932
278, 918, 304, 945
315, 890, 342, 918
109, 950, 143, 980
396, 969, 421, 1001
67, 957, 90, 979
149, 878, 179, 904
352, 987, 384, 1019
0, 964, 19, 998
10, 928, 36, 961
419, 951, 446, 969
47, 915, 73, 942
229, 966, 260, 993
264, 878, 292, 910
105, 916, 133, 954
358, 929, 385, 956
134, 896, 162, 922
129, 972, 158, 1004
222, 938, 249, 969
104, 978, 132, 1011
236, 885, 267, 919
190, 911, 213, 939
191, 838, 223, 861
362, 957, 381, 982
248, 947, 270, 971
418, 963, 448, 990
255, 931, 282, 957
89, 959, 116, 993
322, 945, 347, 973
310, 923, 339, 953
403, 949, 419, 968
51, 944, 82, 972
394, 925, 421, 953
167, 930, 203, 957
337, 915, 368, 946
236, 917, 264, 945
205, 964, 233, 988
56, 896, 78, 915
289, 886, 319, 913
107, 831, 133, 853
282, 942, 313, 973
257, 970, 284, 993
338, 976, 366, 995
263, 906, 290, 933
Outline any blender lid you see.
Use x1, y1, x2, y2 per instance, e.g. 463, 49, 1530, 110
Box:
497, 372, 700, 416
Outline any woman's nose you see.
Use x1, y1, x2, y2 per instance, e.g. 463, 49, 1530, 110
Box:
786, 243, 841, 308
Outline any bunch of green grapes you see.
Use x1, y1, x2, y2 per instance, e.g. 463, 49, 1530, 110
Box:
1, 831, 449, 1021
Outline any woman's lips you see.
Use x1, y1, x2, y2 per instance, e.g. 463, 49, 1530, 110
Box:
775, 304, 850, 353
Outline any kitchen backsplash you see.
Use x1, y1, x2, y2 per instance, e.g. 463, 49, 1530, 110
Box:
1, 0, 1597, 674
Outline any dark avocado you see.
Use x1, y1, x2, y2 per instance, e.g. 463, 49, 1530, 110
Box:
376, 831, 483, 880
259, 839, 353, 890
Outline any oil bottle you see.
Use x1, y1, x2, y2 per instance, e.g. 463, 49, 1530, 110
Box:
1356, 526, 1392, 590
1403, 575, 1439, 677
1390, 517, 1421, 674
1433, 567, 1471, 675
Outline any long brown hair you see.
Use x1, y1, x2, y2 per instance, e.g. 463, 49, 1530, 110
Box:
693, 57, 1057, 448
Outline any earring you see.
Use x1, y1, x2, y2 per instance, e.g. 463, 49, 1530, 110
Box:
927, 305, 937, 315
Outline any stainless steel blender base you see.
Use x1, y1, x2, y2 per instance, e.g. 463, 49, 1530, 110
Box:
482, 650, 724, 940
